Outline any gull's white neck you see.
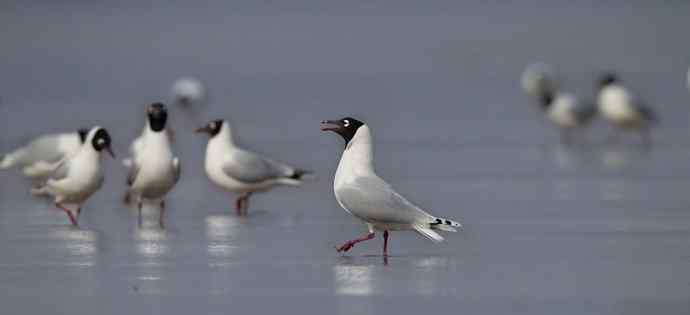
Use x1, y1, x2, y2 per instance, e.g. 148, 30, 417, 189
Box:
336, 125, 375, 177
207, 123, 236, 153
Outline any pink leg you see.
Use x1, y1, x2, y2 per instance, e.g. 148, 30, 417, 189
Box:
56, 203, 78, 227
336, 232, 375, 253
159, 200, 166, 229
383, 231, 389, 256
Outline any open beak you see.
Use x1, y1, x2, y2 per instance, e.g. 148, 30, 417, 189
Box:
106, 147, 116, 158
320, 120, 341, 132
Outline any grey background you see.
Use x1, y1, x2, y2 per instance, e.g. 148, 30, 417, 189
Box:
1, 1, 689, 314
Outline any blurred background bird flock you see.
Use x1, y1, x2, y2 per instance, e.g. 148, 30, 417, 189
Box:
1, 2, 689, 314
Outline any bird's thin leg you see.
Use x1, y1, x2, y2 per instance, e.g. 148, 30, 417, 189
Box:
55, 203, 78, 227
234, 197, 242, 216
383, 231, 389, 256
159, 200, 166, 229
76, 208, 81, 220
242, 193, 252, 216
336, 232, 375, 253
137, 201, 143, 228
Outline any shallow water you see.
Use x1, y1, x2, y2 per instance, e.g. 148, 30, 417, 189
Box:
1, 1, 690, 314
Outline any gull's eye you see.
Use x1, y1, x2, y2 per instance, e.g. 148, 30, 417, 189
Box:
97, 139, 105, 145
343, 120, 350, 127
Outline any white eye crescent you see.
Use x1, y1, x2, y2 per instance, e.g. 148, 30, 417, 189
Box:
210, 123, 216, 129
343, 120, 350, 127
97, 139, 105, 145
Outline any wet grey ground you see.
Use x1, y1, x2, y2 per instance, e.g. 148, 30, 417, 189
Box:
1, 1, 690, 314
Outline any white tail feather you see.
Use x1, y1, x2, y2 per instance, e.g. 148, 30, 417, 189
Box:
414, 225, 445, 243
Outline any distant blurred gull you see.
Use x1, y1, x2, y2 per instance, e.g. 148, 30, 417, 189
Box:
171, 77, 205, 107
123, 103, 180, 228
521, 64, 596, 144
196, 119, 311, 216
321, 117, 461, 255
521, 63, 558, 101
596, 72, 658, 144
1, 129, 89, 180
31, 127, 115, 227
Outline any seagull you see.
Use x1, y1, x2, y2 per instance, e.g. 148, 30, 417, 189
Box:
31, 126, 115, 227
123, 103, 180, 228
1, 129, 89, 180
321, 117, 461, 255
521, 64, 597, 144
196, 119, 311, 216
171, 77, 205, 107
597, 72, 658, 144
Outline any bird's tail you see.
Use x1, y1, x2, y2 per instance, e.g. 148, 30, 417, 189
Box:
413, 216, 462, 242
281, 169, 316, 185
1, 147, 28, 169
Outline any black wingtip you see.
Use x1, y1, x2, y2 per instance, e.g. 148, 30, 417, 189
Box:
289, 169, 312, 180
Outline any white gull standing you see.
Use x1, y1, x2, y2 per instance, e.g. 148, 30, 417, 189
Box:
31, 126, 115, 227
321, 117, 461, 255
123, 103, 180, 228
596, 72, 658, 144
196, 119, 311, 216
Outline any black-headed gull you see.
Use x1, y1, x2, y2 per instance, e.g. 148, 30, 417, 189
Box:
321, 117, 461, 255
521, 64, 597, 144
31, 127, 115, 227
1, 129, 89, 180
596, 73, 658, 144
123, 103, 180, 228
196, 119, 311, 216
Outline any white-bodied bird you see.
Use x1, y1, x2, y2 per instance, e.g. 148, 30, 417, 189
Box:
123, 103, 180, 228
171, 77, 205, 107
31, 127, 115, 227
597, 73, 658, 143
196, 119, 311, 215
321, 117, 461, 255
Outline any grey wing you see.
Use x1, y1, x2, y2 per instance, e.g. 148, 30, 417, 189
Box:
13, 134, 65, 167
126, 161, 140, 186
222, 150, 291, 183
48, 159, 70, 181
338, 176, 430, 224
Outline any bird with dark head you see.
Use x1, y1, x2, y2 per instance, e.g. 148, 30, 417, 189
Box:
320, 117, 365, 146
147, 102, 168, 132
195, 119, 224, 137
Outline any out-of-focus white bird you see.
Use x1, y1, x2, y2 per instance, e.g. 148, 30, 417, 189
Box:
1, 129, 89, 180
521, 64, 596, 144
196, 119, 311, 216
321, 117, 461, 255
596, 72, 658, 144
31, 127, 115, 227
170, 77, 205, 107
123, 103, 180, 228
